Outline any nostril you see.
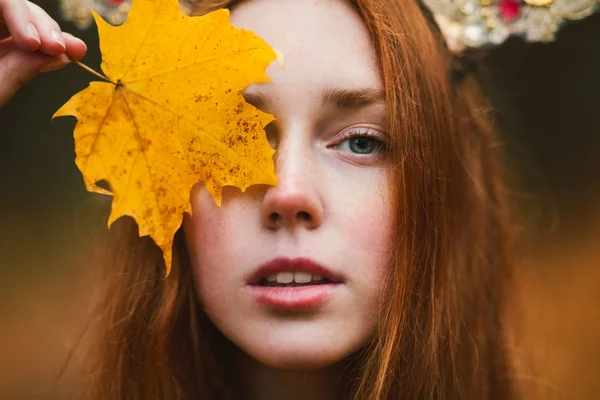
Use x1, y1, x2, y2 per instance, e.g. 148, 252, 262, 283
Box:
269, 212, 281, 223
265, 211, 314, 227
297, 211, 311, 222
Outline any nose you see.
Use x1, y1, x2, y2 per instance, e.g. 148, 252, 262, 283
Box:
260, 145, 323, 231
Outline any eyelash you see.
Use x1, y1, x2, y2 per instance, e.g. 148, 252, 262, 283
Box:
332, 127, 387, 155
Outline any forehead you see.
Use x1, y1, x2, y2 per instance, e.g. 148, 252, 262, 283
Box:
230, 0, 381, 92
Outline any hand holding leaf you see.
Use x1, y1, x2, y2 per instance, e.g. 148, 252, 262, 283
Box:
0, 0, 87, 106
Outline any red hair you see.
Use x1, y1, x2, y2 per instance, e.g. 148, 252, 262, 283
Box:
71, 1, 517, 398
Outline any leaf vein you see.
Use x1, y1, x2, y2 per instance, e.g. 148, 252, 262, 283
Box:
120, 90, 166, 236
80, 87, 118, 162
121, 87, 273, 181
122, 46, 262, 85
120, 0, 167, 81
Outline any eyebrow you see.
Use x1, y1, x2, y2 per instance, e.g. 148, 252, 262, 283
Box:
243, 87, 385, 111
321, 87, 385, 109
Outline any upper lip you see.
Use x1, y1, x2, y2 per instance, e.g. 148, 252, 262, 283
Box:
247, 257, 344, 285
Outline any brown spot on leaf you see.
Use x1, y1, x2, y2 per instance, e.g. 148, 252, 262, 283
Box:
140, 138, 152, 151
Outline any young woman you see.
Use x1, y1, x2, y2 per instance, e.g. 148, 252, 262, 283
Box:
1, 0, 516, 398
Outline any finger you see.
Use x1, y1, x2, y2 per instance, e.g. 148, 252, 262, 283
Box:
0, 0, 41, 51
26, 1, 66, 56
0, 20, 9, 39
0, 33, 84, 64
62, 32, 87, 61
0, 49, 68, 107
0, 36, 17, 58
0, 31, 86, 61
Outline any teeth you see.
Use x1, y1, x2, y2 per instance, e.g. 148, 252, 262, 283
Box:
294, 271, 312, 283
266, 271, 329, 285
276, 271, 294, 284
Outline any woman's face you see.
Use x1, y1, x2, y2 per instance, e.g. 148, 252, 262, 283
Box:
184, 0, 394, 370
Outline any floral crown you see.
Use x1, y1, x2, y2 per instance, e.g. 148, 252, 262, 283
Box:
61, 0, 599, 72
422, 0, 600, 54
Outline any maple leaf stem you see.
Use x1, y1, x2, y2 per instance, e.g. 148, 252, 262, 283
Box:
74, 60, 113, 83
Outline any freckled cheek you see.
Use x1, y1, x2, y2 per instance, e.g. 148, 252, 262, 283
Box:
190, 218, 241, 311
196, 265, 232, 312
344, 183, 394, 255
188, 189, 243, 293
351, 211, 392, 255
337, 175, 395, 295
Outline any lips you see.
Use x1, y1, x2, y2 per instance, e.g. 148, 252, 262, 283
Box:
245, 257, 344, 309
246, 257, 344, 285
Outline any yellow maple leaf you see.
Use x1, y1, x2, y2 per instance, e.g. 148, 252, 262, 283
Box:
53, 0, 279, 275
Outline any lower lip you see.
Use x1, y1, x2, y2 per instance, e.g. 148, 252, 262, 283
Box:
246, 283, 342, 309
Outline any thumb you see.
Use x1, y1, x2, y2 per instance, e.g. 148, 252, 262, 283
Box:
0, 50, 69, 107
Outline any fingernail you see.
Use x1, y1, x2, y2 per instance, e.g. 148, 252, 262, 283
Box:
39, 54, 70, 72
51, 30, 66, 50
62, 31, 87, 49
27, 23, 41, 45
68, 34, 87, 49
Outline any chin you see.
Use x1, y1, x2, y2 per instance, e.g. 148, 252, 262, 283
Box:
209, 311, 377, 372
244, 345, 349, 370
233, 327, 367, 371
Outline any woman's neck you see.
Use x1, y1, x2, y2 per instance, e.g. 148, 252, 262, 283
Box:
234, 349, 350, 400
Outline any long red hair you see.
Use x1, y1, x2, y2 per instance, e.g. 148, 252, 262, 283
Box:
72, 0, 516, 398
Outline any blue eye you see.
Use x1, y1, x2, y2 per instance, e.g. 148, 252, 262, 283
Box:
347, 137, 377, 154
336, 129, 386, 155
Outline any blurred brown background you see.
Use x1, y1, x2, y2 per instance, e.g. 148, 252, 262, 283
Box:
0, 2, 599, 399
